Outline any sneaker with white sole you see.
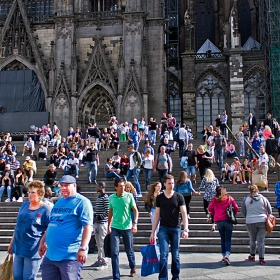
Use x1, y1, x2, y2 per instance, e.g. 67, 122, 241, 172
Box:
17, 197, 23, 202
93, 263, 108, 271
5, 198, 11, 202
90, 260, 101, 267
28, 178, 33, 182
12, 197, 16, 202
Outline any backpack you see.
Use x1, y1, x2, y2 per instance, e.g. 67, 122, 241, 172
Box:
180, 156, 188, 169
268, 155, 276, 168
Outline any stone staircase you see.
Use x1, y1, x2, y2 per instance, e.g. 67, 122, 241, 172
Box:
0, 140, 280, 254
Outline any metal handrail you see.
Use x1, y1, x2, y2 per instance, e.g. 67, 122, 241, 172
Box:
225, 124, 259, 158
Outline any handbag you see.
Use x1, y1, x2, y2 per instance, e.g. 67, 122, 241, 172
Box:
252, 173, 267, 189
140, 243, 160, 277
0, 254, 13, 280
104, 234, 111, 258
262, 197, 276, 234
180, 156, 188, 169
226, 199, 237, 225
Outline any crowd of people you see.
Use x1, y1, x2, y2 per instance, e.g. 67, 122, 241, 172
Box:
1, 110, 279, 279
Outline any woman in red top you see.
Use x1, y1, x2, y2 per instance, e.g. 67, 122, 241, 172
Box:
209, 186, 238, 266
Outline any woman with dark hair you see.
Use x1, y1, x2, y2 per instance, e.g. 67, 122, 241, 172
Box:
209, 186, 238, 265
241, 184, 272, 265
175, 170, 199, 219
12, 168, 28, 202
144, 182, 162, 235
195, 145, 213, 179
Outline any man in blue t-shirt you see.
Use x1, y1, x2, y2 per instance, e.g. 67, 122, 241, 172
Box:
38, 175, 93, 279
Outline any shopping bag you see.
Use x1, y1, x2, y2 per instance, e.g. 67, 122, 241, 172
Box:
104, 234, 111, 258
252, 173, 267, 189
0, 254, 13, 280
140, 244, 160, 277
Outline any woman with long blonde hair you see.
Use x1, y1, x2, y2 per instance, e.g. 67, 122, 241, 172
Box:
198, 169, 219, 231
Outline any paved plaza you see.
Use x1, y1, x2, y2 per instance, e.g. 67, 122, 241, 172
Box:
1, 251, 279, 280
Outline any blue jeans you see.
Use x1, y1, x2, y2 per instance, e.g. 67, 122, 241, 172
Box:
41, 257, 83, 280
149, 130, 157, 145
215, 148, 224, 171
110, 228, 136, 280
64, 165, 79, 176
216, 220, 233, 256
157, 227, 181, 280
133, 142, 139, 152
186, 166, 196, 176
143, 168, 152, 188
13, 254, 42, 280
0, 185, 12, 200
126, 168, 141, 194
158, 169, 168, 185
106, 172, 122, 179
87, 161, 98, 183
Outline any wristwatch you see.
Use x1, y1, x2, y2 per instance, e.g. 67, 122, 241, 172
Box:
133, 221, 138, 225
183, 229, 189, 233
79, 246, 88, 251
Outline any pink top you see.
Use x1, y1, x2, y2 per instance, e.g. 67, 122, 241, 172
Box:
208, 196, 239, 222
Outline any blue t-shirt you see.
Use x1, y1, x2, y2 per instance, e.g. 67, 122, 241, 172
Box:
129, 131, 140, 144
46, 193, 93, 261
13, 202, 53, 259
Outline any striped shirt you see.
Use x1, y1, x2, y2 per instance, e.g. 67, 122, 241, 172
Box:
95, 193, 109, 224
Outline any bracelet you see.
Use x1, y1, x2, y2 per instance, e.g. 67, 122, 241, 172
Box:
183, 229, 189, 233
133, 222, 137, 225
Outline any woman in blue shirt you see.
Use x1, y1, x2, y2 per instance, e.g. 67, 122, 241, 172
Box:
8, 180, 53, 280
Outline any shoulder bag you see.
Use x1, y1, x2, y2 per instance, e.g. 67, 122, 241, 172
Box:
226, 198, 237, 225
262, 197, 276, 233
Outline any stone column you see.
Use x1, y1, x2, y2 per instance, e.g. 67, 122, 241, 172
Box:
229, 51, 244, 133
181, 51, 196, 135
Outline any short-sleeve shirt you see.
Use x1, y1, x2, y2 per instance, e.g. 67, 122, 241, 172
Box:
109, 192, 135, 230
45, 193, 93, 261
156, 192, 185, 228
13, 202, 53, 259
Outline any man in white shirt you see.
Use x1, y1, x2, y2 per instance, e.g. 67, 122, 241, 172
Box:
178, 124, 188, 158
254, 146, 269, 191
64, 152, 79, 178
22, 137, 35, 156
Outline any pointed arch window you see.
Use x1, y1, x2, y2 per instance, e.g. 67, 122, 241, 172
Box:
194, 0, 215, 51
196, 74, 225, 133
239, 0, 252, 46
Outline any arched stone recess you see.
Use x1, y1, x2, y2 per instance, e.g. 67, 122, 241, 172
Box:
120, 59, 143, 122
51, 69, 72, 135
243, 66, 266, 121
77, 85, 116, 131
195, 71, 226, 133
0, 55, 48, 99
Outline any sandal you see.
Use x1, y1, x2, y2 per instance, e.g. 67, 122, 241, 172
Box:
224, 257, 230, 265
259, 259, 265, 265
248, 255, 255, 262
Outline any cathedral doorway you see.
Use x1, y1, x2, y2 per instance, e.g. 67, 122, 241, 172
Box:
78, 85, 116, 131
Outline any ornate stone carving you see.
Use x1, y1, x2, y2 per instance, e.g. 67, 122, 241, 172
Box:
126, 92, 139, 108
197, 74, 224, 97
126, 22, 141, 35
58, 20, 72, 39
54, 93, 69, 110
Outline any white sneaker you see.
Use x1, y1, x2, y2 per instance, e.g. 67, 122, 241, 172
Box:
93, 263, 108, 270
5, 198, 11, 202
28, 178, 33, 182
17, 197, 23, 202
12, 197, 16, 202
76, 175, 79, 179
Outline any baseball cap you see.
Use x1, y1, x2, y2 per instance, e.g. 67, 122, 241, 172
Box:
59, 175, 76, 184
25, 156, 31, 161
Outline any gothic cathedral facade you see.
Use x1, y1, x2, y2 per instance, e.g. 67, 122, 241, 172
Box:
0, 0, 266, 136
